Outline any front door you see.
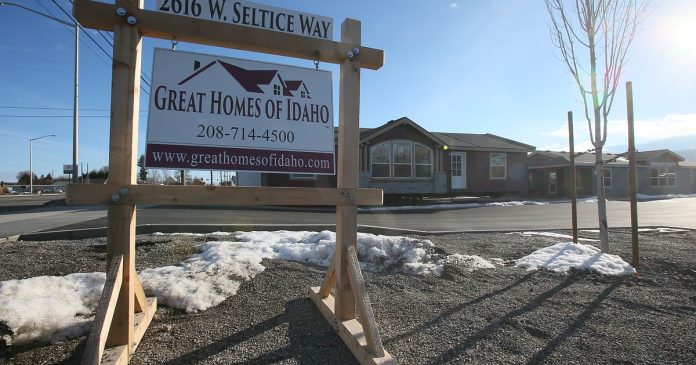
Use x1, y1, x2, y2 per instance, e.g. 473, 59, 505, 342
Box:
451, 152, 466, 189
548, 171, 558, 195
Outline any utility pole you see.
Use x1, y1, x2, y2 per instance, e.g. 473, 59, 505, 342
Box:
568, 111, 578, 243
627, 81, 639, 269
1, 2, 79, 183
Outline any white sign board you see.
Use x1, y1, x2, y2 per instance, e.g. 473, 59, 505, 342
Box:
145, 48, 334, 174
63, 164, 74, 174
155, 0, 333, 40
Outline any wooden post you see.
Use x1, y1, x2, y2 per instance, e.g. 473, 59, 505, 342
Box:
72, 1, 389, 363
104, 1, 142, 352
568, 111, 578, 243
626, 81, 639, 269
335, 19, 361, 321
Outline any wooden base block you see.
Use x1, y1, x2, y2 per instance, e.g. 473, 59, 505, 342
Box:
101, 297, 157, 365
101, 345, 128, 365
309, 287, 396, 365
133, 298, 157, 351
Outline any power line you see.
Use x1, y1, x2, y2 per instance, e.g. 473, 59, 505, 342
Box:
50, 0, 151, 95
0, 106, 109, 111
66, 0, 153, 87
0, 106, 149, 112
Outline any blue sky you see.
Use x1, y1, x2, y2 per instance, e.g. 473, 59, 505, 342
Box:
1, 0, 695, 183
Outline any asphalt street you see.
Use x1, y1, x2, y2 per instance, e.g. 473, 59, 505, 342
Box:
1, 194, 693, 238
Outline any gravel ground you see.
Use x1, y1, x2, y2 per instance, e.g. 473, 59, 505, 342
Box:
1, 228, 695, 364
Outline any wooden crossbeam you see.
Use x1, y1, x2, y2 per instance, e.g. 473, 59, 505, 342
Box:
66, 184, 383, 206
73, 0, 384, 70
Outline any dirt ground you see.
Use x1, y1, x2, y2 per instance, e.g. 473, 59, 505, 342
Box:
1, 228, 695, 364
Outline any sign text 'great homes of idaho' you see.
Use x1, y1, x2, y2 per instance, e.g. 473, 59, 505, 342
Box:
145, 48, 335, 174
155, 0, 333, 40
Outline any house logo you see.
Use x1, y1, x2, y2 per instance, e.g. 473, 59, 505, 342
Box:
178, 60, 312, 99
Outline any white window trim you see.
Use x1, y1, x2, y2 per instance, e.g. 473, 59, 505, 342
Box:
370, 142, 391, 179
414, 143, 433, 178
603, 168, 612, 188
370, 140, 433, 179
392, 141, 413, 179
650, 163, 676, 187
489, 152, 507, 180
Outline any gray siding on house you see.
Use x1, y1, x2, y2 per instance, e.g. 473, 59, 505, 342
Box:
677, 168, 696, 194
447, 151, 528, 194
603, 167, 629, 197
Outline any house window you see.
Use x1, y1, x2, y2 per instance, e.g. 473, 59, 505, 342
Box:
290, 173, 316, 180
414, 144, 433, 178
603, 168, 612, 188
370, 141, 433, 179
273, 84, 281, 95
489, 153, 507, 179
393, 141, 412, 177
370, 142, 391, 178
650, 164, 676, 187
300, 90, 309, 98
451, 154, 462, 177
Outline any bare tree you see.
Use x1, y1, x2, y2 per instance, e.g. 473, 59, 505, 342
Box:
546, 0, 647, 252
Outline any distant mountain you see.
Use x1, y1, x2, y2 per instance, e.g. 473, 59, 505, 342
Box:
676, 149, 696, 161
606, 135, 696, 155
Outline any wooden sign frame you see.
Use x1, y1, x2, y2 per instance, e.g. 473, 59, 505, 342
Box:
69, 1, 394, 364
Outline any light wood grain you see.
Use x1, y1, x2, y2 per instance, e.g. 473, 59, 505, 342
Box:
81, 255, 124, 365
66, 185, 382, 206
73, 0, 384, 70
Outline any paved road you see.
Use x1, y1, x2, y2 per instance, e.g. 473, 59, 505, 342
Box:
2, 197, 693, 238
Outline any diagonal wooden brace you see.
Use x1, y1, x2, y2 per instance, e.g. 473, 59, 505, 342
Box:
82, 255, 124, 365
319, 254, 337, 297
346, 246, 385, 357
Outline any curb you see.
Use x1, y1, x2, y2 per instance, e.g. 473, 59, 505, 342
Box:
12, 224, 692, 242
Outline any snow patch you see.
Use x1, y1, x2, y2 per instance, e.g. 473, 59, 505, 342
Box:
514, 242, 635, 276
638, 227, 688, 233
446, 254, 496, 271
637, 193, 696, 201
510, 231, 598, 242
0, 230, 495, 346
0, 273, 105, 346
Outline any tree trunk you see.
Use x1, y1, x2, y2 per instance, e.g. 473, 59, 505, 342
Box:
595, 145, 610, 251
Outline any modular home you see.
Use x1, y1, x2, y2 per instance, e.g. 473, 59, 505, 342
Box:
527, 149, 696, 197
238, 117, 536, 197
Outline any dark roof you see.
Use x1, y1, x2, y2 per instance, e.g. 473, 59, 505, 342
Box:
634, 149, 684, 162
528, 150, 654, 168
355, 117, 534, 152
433, 132, 535, 152
359, 117, 444, 145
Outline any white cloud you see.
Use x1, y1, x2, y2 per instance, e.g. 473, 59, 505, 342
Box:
450, 3, 458, 9
541, 113, 696, 150
607, 114, 696, 141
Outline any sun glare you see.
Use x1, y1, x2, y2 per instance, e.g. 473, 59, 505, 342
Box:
659, 9, 696, 59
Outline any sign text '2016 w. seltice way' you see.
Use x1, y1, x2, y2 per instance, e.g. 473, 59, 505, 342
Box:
155, 0, 333, 40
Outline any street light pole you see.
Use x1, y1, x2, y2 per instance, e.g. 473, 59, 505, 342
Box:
29, 134, 56, 195
1, 2, 79, 183
73, 20, 79, 183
